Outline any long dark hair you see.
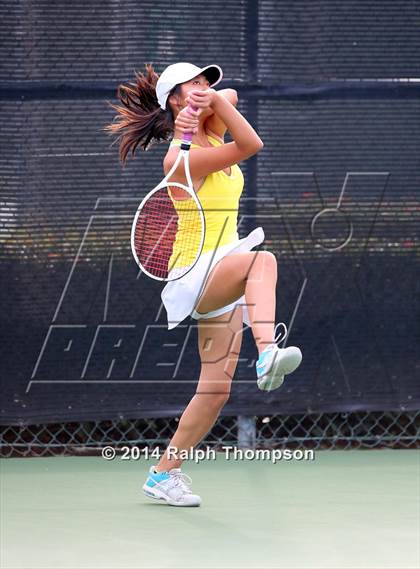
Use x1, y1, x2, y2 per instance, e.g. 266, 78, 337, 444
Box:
103, 63, 179, 168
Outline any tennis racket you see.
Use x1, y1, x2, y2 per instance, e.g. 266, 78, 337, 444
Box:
131, 105, 205, 281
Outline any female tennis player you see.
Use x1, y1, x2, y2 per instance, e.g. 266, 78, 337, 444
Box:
105, 62, 303, 507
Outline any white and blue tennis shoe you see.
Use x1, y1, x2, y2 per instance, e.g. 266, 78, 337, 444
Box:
143, 466, 202, 507
256, 322, 302, 391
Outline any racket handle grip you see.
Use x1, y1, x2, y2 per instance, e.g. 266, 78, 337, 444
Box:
182, 104, 198, 144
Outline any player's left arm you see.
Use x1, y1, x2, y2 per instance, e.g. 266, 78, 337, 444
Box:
204, 88, 238, 143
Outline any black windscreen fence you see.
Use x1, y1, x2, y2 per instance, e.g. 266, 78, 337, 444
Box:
1, 1, 419, 427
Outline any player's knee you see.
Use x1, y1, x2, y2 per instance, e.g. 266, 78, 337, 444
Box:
260, 250, 277, 267
247, 250, 277, 279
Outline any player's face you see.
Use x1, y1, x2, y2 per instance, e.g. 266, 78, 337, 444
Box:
169, 74, 212, 120
179, 74, 212, 119
181, 74, 210, 96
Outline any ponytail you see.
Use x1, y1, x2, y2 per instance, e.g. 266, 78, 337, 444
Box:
103, 63, 176, 168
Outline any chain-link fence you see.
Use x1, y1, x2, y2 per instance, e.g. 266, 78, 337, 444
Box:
1, 411, 418, 458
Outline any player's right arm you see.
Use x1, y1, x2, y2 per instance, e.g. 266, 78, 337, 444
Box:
163, 89, 263, 180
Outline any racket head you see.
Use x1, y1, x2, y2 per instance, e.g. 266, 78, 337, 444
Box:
131, 180, 205, 282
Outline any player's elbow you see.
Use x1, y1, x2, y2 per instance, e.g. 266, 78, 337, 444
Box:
237, 138, 264, 160
229, 89, 238, 106
251, 137, 264, 154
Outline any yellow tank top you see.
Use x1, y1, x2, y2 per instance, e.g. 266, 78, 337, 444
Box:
167, 134, 244, 270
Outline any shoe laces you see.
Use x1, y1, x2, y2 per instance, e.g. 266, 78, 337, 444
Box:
169, 469, 193, 494
260, 322, 287, 357
274, 322, 288, 345
263, 322, 288, 353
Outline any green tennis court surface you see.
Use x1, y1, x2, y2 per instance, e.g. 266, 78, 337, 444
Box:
1, 449, 419, 569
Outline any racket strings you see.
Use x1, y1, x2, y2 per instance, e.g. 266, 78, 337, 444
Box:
133, 185, 204, 280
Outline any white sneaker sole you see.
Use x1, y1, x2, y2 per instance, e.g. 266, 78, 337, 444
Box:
257, 346, 302, 392
142, 483, 202, 507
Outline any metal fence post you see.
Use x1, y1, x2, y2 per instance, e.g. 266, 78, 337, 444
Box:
237, 415, 256, 449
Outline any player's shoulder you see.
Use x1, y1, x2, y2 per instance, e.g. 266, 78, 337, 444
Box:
163, 142, 180, 174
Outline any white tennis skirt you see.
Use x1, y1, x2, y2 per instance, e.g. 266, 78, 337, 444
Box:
161, 226, 265, 330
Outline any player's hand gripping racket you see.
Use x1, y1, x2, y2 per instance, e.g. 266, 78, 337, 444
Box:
131, 105, 205, 281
